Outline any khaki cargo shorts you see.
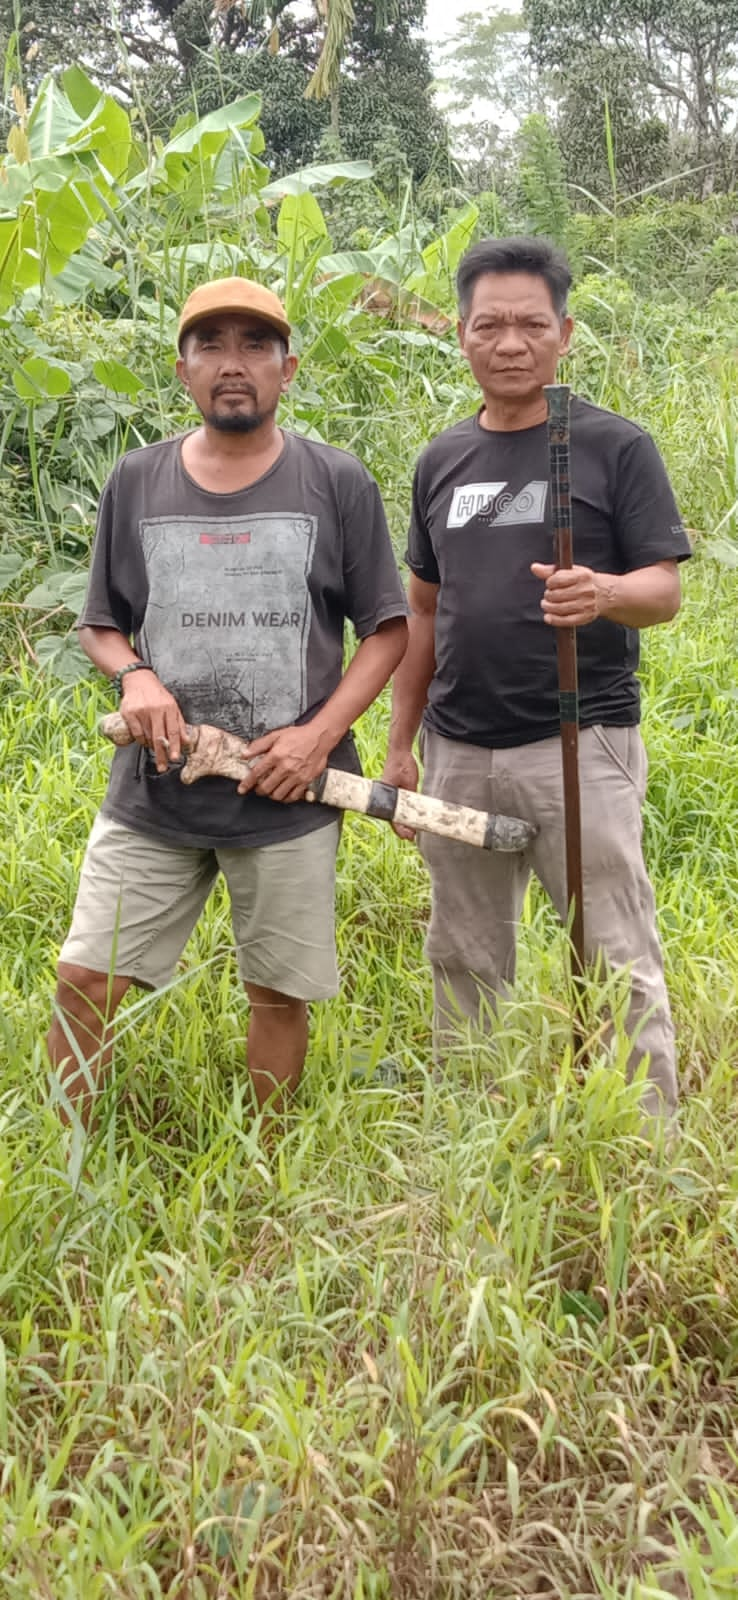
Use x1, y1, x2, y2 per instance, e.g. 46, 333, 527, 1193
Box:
59, 813, 341, 999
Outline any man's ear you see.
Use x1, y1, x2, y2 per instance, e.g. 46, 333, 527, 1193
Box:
457, 318, 468, 359
281, 352, 299, 392
559, 314, 574, 357
175, 355, 189, 390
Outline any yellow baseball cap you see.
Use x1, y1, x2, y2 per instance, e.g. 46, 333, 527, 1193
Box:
177, 277, 291, 349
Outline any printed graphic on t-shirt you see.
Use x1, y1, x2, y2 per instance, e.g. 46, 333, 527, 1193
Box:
139, 513, 316, 736
447, 480, 548, 528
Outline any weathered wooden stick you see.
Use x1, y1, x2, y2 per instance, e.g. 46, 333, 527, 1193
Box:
100, 712, 537, 854
544, 382, 586, 1029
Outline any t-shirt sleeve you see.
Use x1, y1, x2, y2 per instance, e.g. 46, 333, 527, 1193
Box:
614, 431, 692, 569
405, 458, 440, 584
76, 469, 134, 636
342, 476, 409, 638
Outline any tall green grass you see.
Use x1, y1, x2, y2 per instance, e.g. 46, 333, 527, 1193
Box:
1, 296, 738, 1596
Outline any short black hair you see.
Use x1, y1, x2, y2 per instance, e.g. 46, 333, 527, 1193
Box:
457, 235, 572, 320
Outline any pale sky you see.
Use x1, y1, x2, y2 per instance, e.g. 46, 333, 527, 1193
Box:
424, 0, 525, 133
424, 0, 522, 53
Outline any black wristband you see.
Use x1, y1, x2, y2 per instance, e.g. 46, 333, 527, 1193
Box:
113, 661, 154, 698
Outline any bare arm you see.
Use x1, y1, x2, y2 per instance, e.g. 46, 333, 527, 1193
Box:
530, 560, 681, 629
378, 575, 438, 837
238, 616, 408, 802
385, 573, 438, 763
78, 625, 187, 770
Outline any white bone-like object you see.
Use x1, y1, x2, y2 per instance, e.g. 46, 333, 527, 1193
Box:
100, 713, 536, 853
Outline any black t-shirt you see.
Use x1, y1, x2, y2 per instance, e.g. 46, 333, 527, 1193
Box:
80, 432, 408, 847
406, 397, 691, 749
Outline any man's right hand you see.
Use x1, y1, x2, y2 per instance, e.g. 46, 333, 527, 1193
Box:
119, 672, 188, 772
381, 749, 420, 840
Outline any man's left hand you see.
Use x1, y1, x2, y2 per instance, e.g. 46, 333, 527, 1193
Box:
531, 563, 614, 627
237, 723, 333, 801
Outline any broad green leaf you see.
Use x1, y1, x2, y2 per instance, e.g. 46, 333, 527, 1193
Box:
26, 76, 83, 162
0, 162, 35, 208
126, 99, 261, 201
27, 73, 130, 181
61, 66, 104, 120
311, 272, 365, 319
35, 632, 93, 682
0, 552, 27, 592
404, 205, 479, 312
262, 160, 372, 199
147, 241, 245, 276
308, 324, 351, 363
25, 157, 75, 195
277, 191, 327, 262
140, 97, 262, 196
420, 202, 479, 279
13, 357, 73, 400
382, 328, 444, 347
316, 249, 378, 278
53, 247, 121, 303
212, 130, 267, 194
38, 189, 97, 273
93, 359, 144, 396
68, 93, 131, 181
0, 222, 40, 310
24, 571, 86, 609
0, 77, 131, 304
161, 96, 261, 159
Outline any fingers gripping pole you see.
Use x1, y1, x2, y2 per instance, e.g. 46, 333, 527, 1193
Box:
99, 713, 537, 854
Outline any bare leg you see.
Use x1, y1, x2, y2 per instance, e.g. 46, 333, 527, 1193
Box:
47, 962, 132, 1126
244, 983, 309, 1113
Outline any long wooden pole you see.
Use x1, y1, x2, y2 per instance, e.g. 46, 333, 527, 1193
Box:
543, 383, 586, 1001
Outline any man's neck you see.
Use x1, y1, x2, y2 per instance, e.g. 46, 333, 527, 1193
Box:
479, 392, 549, 432
181, 418, 285, 492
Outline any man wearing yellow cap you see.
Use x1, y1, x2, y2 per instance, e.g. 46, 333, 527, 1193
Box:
48, 278, 408, 1122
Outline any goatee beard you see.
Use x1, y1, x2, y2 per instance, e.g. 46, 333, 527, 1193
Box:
205, 410, 267, 434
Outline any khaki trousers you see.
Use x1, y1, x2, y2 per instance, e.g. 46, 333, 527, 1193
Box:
419, 725, 677, 1113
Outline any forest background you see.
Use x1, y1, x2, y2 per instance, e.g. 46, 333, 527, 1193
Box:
0, 1, 737, 1596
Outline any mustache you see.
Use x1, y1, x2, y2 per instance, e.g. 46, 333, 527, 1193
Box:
212, 382, 258, 399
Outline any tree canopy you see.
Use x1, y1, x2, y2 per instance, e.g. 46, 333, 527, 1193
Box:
525, 0, 738, 190
1, 0, 447, 182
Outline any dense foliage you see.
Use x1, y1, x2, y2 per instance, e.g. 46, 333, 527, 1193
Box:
0, 74, 737, 1600
0, 0, 447, 183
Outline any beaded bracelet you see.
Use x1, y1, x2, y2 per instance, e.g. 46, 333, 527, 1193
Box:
112, 661, 154, 698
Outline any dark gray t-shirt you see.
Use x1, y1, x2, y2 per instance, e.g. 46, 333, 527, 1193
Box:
407, 397, 692, 748
80, 431, 408, 847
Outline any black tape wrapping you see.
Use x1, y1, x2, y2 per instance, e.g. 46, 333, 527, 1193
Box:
366, 780, 399, 821
558, 690, 579, 724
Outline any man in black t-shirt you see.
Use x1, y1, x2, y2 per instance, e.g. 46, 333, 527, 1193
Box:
48, 276, 408, 1123
384, 236, 690, 1114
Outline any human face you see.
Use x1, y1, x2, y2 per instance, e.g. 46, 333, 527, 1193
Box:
176, 314, 297, 432
458, 272, 573, 406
